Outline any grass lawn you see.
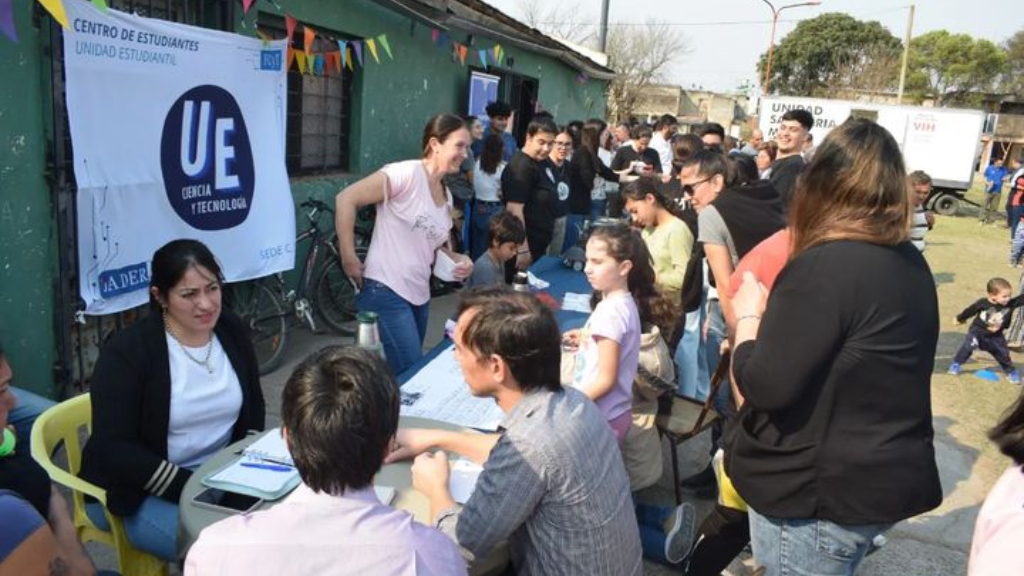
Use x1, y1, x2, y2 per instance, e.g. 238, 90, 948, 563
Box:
926, 183, 1020, 495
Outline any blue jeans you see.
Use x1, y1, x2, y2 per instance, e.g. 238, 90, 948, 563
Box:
563, 214, 587, 254
356, 279, 430, 375
749, 508, 891, 576
675, 294, 711, 400
9, 386, 56, 451
705, 299, 733, 417
86, 497, 178, 562
635, 500, 672, 564
471, 201, 503, 261
591, 199, 608, 219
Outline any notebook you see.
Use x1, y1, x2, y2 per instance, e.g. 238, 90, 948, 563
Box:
203, 456, 301, 501
241, 428, 294, 466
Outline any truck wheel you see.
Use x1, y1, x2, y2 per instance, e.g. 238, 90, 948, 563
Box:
932, 194, 959, 216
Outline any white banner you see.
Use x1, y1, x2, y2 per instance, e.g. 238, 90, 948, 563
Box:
64, 1, 295, 315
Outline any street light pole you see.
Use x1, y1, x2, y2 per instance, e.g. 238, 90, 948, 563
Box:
760, 0, 821, 95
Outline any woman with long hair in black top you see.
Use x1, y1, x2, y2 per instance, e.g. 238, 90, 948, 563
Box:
729, 118, 941, 575
565, 121, 635, 250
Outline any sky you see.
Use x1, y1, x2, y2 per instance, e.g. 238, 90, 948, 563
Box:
484, 0, 1020, 94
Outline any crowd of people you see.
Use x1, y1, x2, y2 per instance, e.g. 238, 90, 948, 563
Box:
3, 102, 1024, 576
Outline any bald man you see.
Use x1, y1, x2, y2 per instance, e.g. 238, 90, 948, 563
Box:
739, 129, 764, 157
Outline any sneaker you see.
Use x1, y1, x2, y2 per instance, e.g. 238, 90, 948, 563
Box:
663, 502, 696, 564
947, 363, 961, 376
1009, 370, 1021, 384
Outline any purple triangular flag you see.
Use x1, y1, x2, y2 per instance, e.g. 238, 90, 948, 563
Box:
0, 0, 17, 42
352, 40, 364, 66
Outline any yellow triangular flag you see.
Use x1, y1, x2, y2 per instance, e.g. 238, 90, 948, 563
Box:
295, 50, 307, 75
366, 39, 380, 64
345, 48, 354, 71
38, 0, 69, 29
495, 44, 502, 61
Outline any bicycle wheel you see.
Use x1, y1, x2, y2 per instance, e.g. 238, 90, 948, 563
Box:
313, 250, 364, 336
226, 280, 288, 375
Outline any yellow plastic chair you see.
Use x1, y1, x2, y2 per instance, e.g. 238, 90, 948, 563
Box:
31, 393, 168, 576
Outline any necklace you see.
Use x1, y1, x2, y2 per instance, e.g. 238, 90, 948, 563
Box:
164, 313, 215, 374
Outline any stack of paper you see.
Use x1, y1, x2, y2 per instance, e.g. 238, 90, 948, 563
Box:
400, 348, 505, 431
241, 428, 294, 466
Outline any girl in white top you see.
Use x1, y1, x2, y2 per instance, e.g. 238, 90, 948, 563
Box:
335, 115, 474, 375
470, 133, 507, 260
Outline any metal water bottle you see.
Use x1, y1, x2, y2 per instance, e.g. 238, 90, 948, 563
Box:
355, 312, 385, 358
512, 271, 530, 293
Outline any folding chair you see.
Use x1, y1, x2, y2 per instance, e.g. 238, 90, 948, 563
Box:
655, 349, 731, 505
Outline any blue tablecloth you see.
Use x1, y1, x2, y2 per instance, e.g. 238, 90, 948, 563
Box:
397, 256, 592, 383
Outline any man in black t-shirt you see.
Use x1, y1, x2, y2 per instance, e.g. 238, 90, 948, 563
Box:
502, 117, 558, 270
609, 125, 660, 216
769, 109, 813, 212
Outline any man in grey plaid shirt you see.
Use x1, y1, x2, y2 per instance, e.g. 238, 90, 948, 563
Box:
386, 289, 642, 575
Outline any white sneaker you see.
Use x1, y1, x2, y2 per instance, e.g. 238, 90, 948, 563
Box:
664, 502, 697, 564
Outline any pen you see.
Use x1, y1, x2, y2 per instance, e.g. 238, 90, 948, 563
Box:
240, 462, 293, 472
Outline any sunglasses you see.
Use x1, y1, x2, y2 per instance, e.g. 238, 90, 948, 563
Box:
681, 176, 713, 197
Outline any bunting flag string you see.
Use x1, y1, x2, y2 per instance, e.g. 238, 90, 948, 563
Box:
478, 49, 487, 67
314, 54, 324, 75
303, 25, 316, 54
366, 38, 379, 63
1, 0, 16, 42
241, 0, 255, 15
431, 29, 439, 44
377, 34, 392, 60
352, 40, 363, 66
337, 40, 348, 69
38, 0, 69, 29
91, 0, 108, 11
285, 14, 297, 43
459, 44, 467, 65
295, 50, 307, 75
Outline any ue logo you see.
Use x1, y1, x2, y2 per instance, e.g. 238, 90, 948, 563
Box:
161, 85, 255, 230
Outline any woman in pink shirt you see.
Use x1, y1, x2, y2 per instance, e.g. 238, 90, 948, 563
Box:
335, 115, 473, 374
969, 393, 1024, 575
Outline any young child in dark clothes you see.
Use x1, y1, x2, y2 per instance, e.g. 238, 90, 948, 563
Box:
949, 277, 1024, 383
467, 210, 525, 288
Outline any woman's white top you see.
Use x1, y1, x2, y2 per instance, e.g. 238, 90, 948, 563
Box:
165, 334, 243, 469
474, 160, 505, 202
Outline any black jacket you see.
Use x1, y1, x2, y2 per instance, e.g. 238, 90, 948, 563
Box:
956, 295, 1024, 334
80, 310, 265, 516
727, 241, 942, 524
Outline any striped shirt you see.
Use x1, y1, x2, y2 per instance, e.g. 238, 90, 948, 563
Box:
911, 206, 930, 252
437, 387, 642, 575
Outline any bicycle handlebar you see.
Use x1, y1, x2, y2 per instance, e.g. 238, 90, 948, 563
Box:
300, 198, 334, 214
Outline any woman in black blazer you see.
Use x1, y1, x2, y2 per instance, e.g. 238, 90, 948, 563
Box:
727, 119, 942, 575
81, 240, 265, 561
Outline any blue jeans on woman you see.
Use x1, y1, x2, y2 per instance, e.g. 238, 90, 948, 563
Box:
675, 292, 711, 400
471, 200, 503, 261
748, 508, 891, 576
357, 278, 430, 375
86, 496, 178, 562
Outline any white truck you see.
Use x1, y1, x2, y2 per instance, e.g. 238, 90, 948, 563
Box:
759, 96, 987, 215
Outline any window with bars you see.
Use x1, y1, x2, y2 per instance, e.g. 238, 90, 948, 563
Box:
258, 15, 355, 175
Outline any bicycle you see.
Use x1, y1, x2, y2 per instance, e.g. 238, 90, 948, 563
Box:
226, 199, 371, 375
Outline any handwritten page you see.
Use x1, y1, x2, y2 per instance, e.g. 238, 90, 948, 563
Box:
400, 347, 505, 431
562, 292, 592, 314
207, 457, 299, 495
242, 428, 294, 466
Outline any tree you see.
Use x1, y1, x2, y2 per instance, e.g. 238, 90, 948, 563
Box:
512, 2, 689, 122
604, 21, 690, 122
1002, 29, 1024, 98
516, 0, 596, 47
757, 13, 902, 97
906, 30, 1007, 106
822, 43, 902, 101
